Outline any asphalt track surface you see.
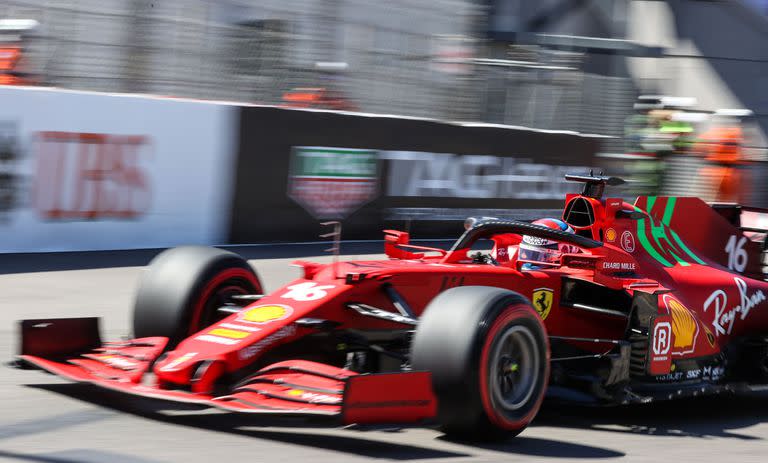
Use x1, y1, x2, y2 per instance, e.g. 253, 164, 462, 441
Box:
2, 244, 768, 463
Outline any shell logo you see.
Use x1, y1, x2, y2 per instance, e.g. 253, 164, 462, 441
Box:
665, 296, 699, 353
238, 304, 293, 324
605, 228, 617, 242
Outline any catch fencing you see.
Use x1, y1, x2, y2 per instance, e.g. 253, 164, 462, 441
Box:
1, 0, 635, 150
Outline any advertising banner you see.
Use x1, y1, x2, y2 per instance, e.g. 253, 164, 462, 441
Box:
230, 106, 602, 243
287, 147, 378, 219
0, 87, 237, 252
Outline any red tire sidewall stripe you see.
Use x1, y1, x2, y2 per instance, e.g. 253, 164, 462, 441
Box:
188, 268, 260, 335
479, 304, 550, 430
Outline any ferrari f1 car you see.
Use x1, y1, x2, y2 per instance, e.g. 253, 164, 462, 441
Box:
16, 174, 768, 439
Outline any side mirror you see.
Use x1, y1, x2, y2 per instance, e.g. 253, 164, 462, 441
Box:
606, 177, 626, 186
615, 209, 646, 220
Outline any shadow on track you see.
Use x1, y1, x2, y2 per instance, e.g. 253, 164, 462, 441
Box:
533, 393, 768, 441
24, 383, 464, 461
24, 383, 624, 460
438, 435, 624, 459
0, 449, 161, 463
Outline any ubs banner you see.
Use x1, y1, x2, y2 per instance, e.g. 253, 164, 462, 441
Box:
0, 87, 238, 252
230, 107, 601, 243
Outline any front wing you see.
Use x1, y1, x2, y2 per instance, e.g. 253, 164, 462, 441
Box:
17, 317, 437, 425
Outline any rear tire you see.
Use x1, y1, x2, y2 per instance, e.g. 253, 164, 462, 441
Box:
411, 286, 549, 440
133, 246, 263, 347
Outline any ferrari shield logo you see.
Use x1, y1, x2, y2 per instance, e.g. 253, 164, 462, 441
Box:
532, 288, 554, 320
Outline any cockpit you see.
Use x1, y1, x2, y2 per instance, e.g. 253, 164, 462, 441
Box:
384, 173, 633, 272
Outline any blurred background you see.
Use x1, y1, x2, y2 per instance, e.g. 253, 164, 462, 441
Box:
0, 0, 767, 250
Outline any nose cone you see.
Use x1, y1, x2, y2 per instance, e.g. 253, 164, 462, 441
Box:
154, 351, 199, 384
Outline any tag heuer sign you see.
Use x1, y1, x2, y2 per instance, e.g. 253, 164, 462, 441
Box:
288, 147, 378, 219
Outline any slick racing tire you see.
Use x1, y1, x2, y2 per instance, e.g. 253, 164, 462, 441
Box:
411, 286, 549, 440
133, 246, 263, 347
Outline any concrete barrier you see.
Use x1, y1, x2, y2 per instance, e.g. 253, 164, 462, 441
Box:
0, 86, 238, 252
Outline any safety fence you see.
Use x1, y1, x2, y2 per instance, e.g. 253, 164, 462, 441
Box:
1, 0, 635, 152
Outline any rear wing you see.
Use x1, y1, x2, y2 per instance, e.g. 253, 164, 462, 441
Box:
712, 204, 768, 247
712, 204, 768, 275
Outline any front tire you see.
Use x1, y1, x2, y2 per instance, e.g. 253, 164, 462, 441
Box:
411, 286, 549, 440
133, 246, 263, 347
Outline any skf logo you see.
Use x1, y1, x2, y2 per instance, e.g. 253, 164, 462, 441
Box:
532, 288, 554, 320
33, 131, 151, 220
652, 322, 672, 356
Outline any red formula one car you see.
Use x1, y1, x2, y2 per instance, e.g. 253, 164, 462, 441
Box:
16, 174, 768, 439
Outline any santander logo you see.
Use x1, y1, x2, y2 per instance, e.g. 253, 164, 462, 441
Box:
703, 277, 766, 336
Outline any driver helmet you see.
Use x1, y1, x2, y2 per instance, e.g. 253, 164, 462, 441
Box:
520, 218, 579, 269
